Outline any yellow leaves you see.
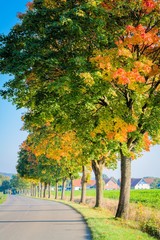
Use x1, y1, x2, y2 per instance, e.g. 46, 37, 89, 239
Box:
90, 117, 137, 143
113, 118, 136, 142
43, 0, 63, 8
91, 54, 112, 71
75, 9, 85, 17
88, 0, 98, 7
118, 47, 133, 58
134, 60, 152, 74
79, 72, 95, 86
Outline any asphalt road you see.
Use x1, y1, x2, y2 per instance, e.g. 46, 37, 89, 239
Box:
0, 195, 91, 240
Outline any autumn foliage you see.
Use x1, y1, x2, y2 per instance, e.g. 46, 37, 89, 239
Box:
0, 0, 159, 219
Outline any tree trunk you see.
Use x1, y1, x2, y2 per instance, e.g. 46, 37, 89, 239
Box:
80, 165, 87, 204
48, 182, 51, 198
40, 182, 42, 198
55, 181, 58, 199
92, 158, 105, 208
43, 182, 47, 198
70, 177, 74, 202
61, 178, 66, 200
33, 184, 37, 197
38, 182, 40, 198
30, 184, 33, 196
116, 151, 131, 219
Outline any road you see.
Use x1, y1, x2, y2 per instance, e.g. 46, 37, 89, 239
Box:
0, 195, 91, 240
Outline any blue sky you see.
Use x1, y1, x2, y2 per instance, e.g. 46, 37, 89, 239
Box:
0, 0, 28, 174
0, 1, 160, 178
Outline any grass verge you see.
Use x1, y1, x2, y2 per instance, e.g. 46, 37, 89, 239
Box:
57, 200, 156, 240
0, 193, 7, 204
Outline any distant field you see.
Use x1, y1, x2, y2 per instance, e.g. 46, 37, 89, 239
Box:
64, 189, 160, 210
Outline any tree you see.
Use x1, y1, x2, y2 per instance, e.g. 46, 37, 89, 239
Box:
0, 180, 10, 193
151, 178, 160, 189
0, 174, 10, 186
0, 0, 120, 206
10, 175, 29, 194
90, 0, 160, 218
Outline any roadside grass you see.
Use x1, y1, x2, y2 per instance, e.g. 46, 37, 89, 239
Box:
57, 200, 155, 240
56, 189, 160, 239
30, 192, 160, 239
0, 193, 7, 204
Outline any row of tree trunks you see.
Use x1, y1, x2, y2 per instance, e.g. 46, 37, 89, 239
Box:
29, 182, 51, 199
27, 154, 132, 219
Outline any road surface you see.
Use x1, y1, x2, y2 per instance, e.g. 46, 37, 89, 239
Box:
0, 195, 91, 240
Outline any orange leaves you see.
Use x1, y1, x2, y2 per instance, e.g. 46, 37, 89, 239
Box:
127, 124, 137, 133
112, 68, 145, 85
148, 64, 160, 78
28, 131, 81, 161
91, 55, 111, 71
113, 120, 136, 143
134, 60, 152, 74
26, 2, 34, 11
17, 12, 25, 19
91, 21, 159, 88
101, 2, 113, 10
117, 24, 159, 50
101, 0, 117, 10
21, 141, 31, 152
101, 0, 159, 14
142, 0, 157, 13
113, 68, 129, 85
143, 132, 152, 151
26, 72, 37, 84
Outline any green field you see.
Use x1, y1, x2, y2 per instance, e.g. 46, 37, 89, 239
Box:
64, 189, 160, 210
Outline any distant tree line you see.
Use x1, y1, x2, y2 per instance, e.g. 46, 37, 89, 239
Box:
0, 174, 30, 194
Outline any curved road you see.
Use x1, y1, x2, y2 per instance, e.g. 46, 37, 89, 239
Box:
0, 195, 91, 240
